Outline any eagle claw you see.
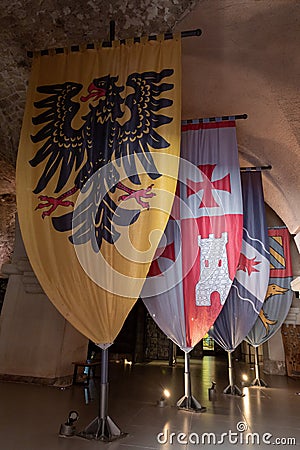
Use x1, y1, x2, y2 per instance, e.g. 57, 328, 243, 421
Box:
118, 183, 156, 209
35, 195, 74, 218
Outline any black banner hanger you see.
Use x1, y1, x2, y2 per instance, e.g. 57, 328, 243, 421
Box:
27, 20, 201, 57
182, 114, 248, 124
240, 165, 272, 172
110, 19, 201, 43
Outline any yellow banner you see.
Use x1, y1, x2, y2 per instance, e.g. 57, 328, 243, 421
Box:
16, 37, 181, 345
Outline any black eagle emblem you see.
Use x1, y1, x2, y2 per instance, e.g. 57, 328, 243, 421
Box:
29, 69, 174, 252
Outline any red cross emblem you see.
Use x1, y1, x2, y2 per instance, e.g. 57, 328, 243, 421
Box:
148, 241, 175, 277
186, 164, 231, 208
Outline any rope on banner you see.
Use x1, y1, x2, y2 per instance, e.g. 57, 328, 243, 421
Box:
26, 25, 202, 58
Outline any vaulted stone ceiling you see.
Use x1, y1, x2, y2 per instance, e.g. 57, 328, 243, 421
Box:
0, 0, 299, 271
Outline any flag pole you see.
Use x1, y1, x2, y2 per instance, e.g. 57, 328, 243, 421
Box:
240, 165, 272, 172
176, 352, 206, 412
182, 114, 248, 125
250, 346, 268, 387
27, 27, 202, 57
223, 351, 244, 396
77, 347, 126, 442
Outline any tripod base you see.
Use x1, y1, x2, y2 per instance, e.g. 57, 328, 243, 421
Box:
177, 395, 206, 413
223, 384, 244, 396
250, 378, 268, 387
77, 415, 127, 442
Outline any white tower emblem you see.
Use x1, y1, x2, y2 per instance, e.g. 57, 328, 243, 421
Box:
196, 232, 231, 306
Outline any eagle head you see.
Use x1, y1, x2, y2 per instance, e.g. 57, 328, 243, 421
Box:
80, 80, 106, 102
80, 75, 124, 104
266, 283, 288, 299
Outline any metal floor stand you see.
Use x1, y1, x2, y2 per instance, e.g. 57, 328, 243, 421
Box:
223, 351, 244, 396
177, 352, 206, 412
250, 346, 268, 387
77, 348, 127, 442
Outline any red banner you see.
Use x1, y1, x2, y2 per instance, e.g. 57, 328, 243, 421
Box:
143, 120, 243, 350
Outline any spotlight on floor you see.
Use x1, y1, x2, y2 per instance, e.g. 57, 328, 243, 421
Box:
241, 373, 249, 387
157, 389, 171, 407
59, 410, 79, 437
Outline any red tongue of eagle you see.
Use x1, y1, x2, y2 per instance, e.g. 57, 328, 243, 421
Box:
80, 82, 106, 102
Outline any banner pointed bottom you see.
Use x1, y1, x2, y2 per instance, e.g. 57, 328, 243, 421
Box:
176, 394, 206, 413
77, 415, 127, 442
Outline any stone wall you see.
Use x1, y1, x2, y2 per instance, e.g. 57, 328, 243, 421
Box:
0, 194, 16, 275
145, 313, 170, 360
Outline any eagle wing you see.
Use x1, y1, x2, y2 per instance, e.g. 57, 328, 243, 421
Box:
114, 69, 174, 184
29, 82, 87, 194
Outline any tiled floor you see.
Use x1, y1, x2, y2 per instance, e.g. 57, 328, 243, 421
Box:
0, 355, 300, 449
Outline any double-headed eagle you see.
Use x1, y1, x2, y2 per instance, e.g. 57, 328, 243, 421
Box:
29, 69, 174, 252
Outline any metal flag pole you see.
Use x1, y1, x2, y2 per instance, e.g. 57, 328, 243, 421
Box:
78, 347, 126, 442
177, 352, 206, 412
182, 113, 248, 124
250, 346, 268, 387
223, 351, 244, 396
240, 165, 272, 172
27, 26, 202, 57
